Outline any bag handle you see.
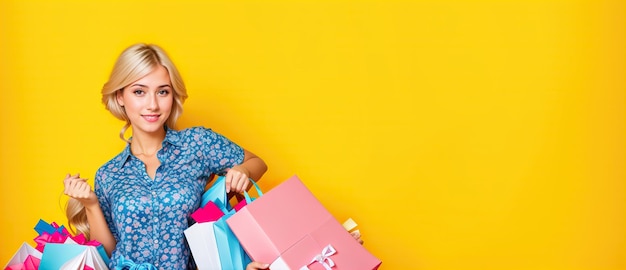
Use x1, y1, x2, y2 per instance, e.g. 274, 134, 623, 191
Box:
200, 176, 263, 210
243, 178, 263, 203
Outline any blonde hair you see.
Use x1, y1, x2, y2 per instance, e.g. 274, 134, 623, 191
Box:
66, 43, 189, 239
102, 43, 188, 142
66, 199, 90, 239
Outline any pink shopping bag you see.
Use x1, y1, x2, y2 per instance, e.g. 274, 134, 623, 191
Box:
226, 175, 381, 269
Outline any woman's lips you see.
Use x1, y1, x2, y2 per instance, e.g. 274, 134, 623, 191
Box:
142, 114, 160, 122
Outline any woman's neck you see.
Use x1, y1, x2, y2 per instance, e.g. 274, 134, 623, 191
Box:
130, 128, 166, 157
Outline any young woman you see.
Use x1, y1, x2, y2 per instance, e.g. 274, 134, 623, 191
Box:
63, 43, 269, 269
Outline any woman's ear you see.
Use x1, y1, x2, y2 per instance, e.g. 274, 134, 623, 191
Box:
116, 90, 125, 107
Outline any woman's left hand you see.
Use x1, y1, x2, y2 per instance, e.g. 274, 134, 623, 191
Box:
224, 165, 250, 193
246, 262, 270, 270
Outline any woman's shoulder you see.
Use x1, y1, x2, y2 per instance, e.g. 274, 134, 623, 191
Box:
177, 126, 214, 134
172, 126, 218, 139
95, 147, 130, 175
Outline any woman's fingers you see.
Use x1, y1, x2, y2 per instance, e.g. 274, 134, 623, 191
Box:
235, 174, 249, 193
80, 181, 91, 195
225, 168, 250, 193
235, 175, 250, 193
62, 173, 98, 207
246, 262, 270, 270
63, 174, 91, 199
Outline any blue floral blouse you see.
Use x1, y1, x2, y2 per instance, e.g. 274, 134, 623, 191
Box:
94, 127, 244, 269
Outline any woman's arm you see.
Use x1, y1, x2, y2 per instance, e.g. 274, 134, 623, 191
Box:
64, 173, 117, 256
225, 149, 268, 193
84, 200, 117, 256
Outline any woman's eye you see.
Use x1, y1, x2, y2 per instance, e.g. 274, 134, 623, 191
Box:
133, 89, 145, 95
158, 89, 170, 96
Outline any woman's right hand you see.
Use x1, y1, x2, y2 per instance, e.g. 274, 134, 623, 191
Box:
63, 173, 98, 207
246, 262, 270, 270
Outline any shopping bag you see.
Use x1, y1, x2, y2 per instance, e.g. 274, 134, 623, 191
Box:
186, 176, 261, 270
185, 200, 225, 269
33, 219, 72, 252
185, 221, 222, 269
4, 220, 110, 270
226, 175, 382, 269
3, 242, 42, 270
33, 219, 108, 261
33, 219, 110, 270
213, 212, 251, 270
39, 238, 108, 270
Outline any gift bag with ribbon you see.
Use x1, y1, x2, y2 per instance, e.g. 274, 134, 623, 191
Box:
33, 219, 110, 270
3, 242, 42, 270
185, 176, 262, 269
226, 175, 382, 270
39, 239, 108, 270
3, 219, 111, 270
34, 220, 109, 270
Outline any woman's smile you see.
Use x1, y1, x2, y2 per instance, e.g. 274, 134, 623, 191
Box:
142, 114, 161, 122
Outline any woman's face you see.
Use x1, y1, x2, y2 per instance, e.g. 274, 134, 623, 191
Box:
116, 65, 173, 136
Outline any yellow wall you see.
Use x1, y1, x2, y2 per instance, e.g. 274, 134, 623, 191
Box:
1, 1, 624, 269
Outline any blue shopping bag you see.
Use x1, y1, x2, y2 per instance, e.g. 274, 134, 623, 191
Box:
198, 176, 262, 269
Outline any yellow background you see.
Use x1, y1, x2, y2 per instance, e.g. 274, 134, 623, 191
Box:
0, 0, 624, 269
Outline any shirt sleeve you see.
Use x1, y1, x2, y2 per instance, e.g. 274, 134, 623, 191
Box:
94, 168, 119, 242
197, 127, 245, 174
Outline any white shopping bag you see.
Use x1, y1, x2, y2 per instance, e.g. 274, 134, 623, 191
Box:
3, 242, 42, 269
184, 221, 222, 270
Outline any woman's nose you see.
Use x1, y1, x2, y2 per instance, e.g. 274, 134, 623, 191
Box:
147, 94, 159, 110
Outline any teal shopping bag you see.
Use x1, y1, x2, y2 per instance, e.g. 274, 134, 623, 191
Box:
199, 176, 262, 269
